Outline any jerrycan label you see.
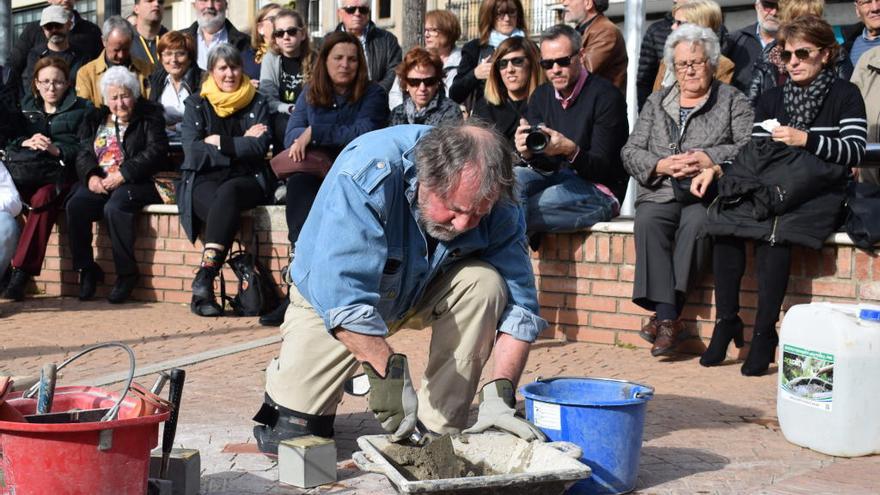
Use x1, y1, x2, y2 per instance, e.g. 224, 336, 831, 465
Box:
780, 345, 834, 411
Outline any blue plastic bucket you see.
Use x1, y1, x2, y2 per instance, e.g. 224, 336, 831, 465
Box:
520, 377, 654, 494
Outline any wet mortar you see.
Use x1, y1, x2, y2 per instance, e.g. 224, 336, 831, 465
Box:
381, 434, 499, 481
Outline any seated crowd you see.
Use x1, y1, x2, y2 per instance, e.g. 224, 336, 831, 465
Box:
0, 0, 878, 380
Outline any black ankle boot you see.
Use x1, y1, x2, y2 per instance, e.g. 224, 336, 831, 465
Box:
700, 316, 744, 367
252, 394, 335, 456
190, 266, 222, 316
2, 268, 29, 301
78, 264, 104, 301
108, 273, 139, 304
741, 330, 778, 376
259, 297, 289, 327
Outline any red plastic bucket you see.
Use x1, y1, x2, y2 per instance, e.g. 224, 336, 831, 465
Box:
0, 386, 170, 495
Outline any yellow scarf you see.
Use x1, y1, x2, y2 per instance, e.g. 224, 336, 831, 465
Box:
200, 75, 256, 118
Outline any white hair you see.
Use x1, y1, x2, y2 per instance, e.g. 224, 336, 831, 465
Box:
662, 23, 721, 83
337, 0, 369, 8
100, 66, 141, 101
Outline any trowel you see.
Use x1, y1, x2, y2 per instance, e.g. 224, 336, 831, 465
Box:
344, 373, 435, 446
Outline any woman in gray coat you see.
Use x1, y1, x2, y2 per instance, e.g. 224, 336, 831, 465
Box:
621, 24, 753, 358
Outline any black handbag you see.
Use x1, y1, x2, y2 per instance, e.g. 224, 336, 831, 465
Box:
3, 148, 66, 189
845, 181, 880, 252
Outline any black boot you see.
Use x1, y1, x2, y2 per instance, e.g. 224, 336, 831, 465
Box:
190, 266, 222, 316
2, 268, 29, 301
259, 297, 289, 327
252, 394, 335, 456
78, 264, 105, 301
741, 329, 778, 376
108, 273, 139, 304
700, 316, 744, 367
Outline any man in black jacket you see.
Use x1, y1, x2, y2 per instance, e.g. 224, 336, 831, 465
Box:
636, 11, 673, 111
513, 24, 628, 238
180, 0, 250, 70
9, 0, 102, 80
333, 0, 402, 93
724, 0, 779, 93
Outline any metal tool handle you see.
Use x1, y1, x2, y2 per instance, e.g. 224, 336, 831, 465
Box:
36, 364, 57, 414
160, 368, 185, 479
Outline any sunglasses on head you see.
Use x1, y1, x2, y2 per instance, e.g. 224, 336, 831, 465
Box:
405, 76, 441, 88
342, 6, 370, 15
780, 47, 823, 63
497, 56, 526, 69
539, 54, 577, 70
273, 26, 302, 38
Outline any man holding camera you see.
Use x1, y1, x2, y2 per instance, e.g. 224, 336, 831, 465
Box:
515, 24, 628, 241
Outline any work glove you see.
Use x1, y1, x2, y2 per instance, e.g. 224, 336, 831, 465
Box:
362, 353, 418, 442
462, 378, 547, 441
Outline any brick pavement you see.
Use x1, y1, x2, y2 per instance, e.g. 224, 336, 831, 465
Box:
2, 298, 880, 494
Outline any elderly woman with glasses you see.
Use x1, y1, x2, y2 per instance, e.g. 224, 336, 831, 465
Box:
388, 10, 462, 109
450, 0, 527, 112
472, 36, 543, 144
66, 66, 169, 303
621, 24, 753, 358
178, 44, 272, 317
2, 56, 91, 302
389, 47, 461, 126
696, 16, 867, 375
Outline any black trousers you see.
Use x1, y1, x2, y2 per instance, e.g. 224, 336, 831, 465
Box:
191, 173, 265, 247
284, 173, 323, 246
713, 236, 792, 338
272, 112, 291, 156
66, 182, 161, 276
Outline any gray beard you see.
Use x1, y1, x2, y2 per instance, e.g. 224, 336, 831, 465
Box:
760, 18, 779, 34
197, 10, 226, 32
416, 194, 461, 242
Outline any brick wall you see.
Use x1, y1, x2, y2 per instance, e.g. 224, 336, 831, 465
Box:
34, 209, 880, 357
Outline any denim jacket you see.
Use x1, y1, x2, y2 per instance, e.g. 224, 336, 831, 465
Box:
291, 125, 548, 342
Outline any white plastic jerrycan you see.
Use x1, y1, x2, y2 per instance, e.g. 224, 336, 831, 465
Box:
777, 302, 880, 457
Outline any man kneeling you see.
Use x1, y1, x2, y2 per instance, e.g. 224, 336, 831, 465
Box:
253, 123, 548, 453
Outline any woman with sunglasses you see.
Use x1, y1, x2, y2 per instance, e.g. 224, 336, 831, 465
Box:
622, 24, 753, 358
242, 3, 282, 85
471, 36, 543, 145
259, 9, 316, 155
694, 16, 867, 375
389, 47, 460, 126
388, 10, 462, 109
747, 0, 852, 107
449, 0, 527, 113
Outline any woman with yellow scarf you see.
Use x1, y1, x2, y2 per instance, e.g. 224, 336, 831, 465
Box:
177, 44, 272, 317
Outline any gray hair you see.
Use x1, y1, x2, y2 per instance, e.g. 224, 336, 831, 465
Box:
415, 121, 515, 205
662, 23, 720, 76
540, 24, 582, 55
337, 0, 369, 8
206, 43, 243, 71
102, 15, 134, 41
100, 66, 141, 101
594, 0, 610, 13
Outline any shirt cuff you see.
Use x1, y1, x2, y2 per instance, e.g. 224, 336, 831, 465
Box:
325, 303, 389, 337
497, 304, 549, 343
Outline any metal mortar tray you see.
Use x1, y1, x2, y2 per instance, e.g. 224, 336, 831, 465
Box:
353, 432, 591, 494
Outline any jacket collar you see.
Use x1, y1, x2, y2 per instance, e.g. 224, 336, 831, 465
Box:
660, 79, 720, 122
336, 20, 377, 41
24, 88, 79, 114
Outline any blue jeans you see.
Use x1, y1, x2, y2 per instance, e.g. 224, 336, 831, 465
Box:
515, 166, 617, 233
0, 212, 19, 279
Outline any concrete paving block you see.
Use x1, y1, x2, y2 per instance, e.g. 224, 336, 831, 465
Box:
150, 448, 201, 495
278, 436, 337, 488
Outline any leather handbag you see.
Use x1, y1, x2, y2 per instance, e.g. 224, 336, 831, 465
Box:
3, 148, 65, 189
269, 148, 333, 180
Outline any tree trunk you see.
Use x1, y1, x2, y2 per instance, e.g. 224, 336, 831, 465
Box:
401, 0, 427, 52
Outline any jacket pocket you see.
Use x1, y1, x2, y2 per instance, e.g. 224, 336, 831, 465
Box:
378, 247, 405, 302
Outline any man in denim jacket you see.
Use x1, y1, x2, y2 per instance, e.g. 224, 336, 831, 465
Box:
253, 123, 548, 454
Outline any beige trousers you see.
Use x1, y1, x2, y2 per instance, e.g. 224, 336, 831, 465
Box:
264, 260, 508, 433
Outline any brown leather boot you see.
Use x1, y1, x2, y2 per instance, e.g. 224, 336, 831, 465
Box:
651, 319, 684, 357
639, 315, 659, 343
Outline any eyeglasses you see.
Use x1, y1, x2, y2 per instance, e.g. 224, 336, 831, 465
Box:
539, 54, 578, 70
342, 6, 370, 15
161, 50, 189, 58
780, 47, 824, 63
262, 15, 277, 24
495, 9, 518, 18
673, 58, 708, 72
424, 27, 440, 35
273, 27, 302, 38
497, 56, 526, 69
36, 79, 66, 89
405, 76, 441, 88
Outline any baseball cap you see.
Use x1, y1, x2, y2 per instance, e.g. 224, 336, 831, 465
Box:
41, 5, 71, 27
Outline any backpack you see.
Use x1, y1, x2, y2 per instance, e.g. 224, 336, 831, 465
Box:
220, 249, 280, 316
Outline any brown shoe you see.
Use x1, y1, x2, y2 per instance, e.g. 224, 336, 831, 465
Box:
651, 319, 684, 357
639, 315, 659, 343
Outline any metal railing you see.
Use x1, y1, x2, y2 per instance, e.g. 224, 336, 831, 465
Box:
443, 0, 564, 41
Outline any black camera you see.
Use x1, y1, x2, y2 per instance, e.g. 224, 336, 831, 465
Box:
525, 124, 548, 154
